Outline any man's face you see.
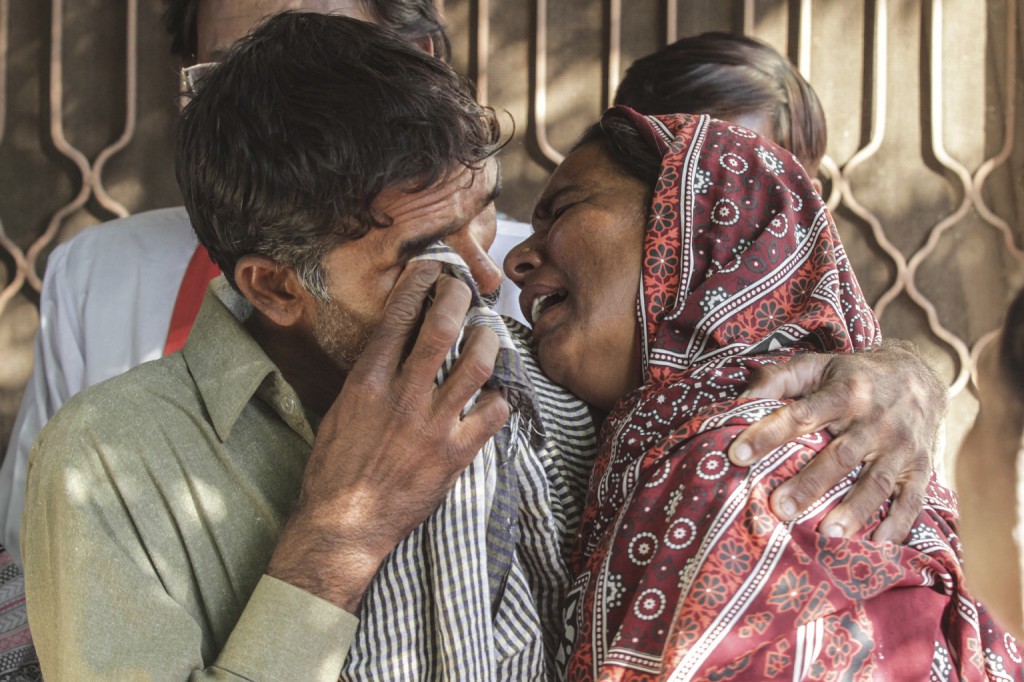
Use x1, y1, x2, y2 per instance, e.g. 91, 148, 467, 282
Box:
195, 0, 372, 62
310, 160, 502, 373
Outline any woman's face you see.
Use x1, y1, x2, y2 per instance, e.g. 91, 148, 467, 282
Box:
504, 143, 648, 413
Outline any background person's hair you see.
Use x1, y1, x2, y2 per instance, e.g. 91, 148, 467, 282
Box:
614, 31, 826, 171
363, 0, 451, 62
163, 0, 199, 61
175, 12, 500, 297
162, 0, 451, 63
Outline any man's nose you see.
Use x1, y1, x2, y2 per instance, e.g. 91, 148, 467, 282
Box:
466, 249, 504, 296
443, 238, 499, 297
445, 227, 503, 295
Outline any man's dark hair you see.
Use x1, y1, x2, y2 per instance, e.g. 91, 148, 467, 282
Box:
614, 32, 826, 171
163, 0, 451, 63
175, 12, 499, 296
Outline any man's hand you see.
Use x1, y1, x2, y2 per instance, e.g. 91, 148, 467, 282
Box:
727, 341, 946, 543
268, 260, 509, 612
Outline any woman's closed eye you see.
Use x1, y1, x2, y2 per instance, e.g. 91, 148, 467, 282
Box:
533, 183, 584, 226
551, 201, 577, 221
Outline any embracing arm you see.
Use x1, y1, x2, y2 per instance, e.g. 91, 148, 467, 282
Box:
727, 340, 946, 543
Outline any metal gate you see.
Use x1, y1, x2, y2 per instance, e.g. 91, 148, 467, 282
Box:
0, 0, 1020, 472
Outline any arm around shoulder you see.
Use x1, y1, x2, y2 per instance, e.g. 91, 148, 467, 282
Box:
728, 341, 945, 543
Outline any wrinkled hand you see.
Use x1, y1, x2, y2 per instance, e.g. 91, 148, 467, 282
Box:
727, 341, 946, 543
268, 261, 509, 611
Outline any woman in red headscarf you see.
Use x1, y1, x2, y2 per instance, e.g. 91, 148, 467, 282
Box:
505, 108, 1021, 680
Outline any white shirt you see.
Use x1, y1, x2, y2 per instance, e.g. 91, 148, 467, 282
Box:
0, 207, 532, 564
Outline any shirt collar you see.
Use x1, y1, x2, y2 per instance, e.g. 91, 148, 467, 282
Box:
182, 277, 315, 445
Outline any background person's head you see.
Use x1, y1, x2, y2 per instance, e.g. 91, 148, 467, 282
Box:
163, 0, 450, 65
614, 32, 826, 185
176, 12, 500, 298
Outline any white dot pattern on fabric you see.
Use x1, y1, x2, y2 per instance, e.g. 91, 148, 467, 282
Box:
628, 532, 659, 566
720, 153, 749, 174
634, 588, 667, 621
756, 145, 784, 175
711, 198, 740, 226
692, 168, 712, 195
696, 451, 729, 480
664, 517, 697, 550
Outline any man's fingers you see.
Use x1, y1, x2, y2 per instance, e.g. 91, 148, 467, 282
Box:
763, 422, 929, 543
742, 353, 830, 400
434, 324, 501, 420
815, 445, 928, 544
399, 274, 472, 394
739, 345, 941, 542
806, 457, 893, 538
436, 326, 507, 475
455, 387, 510, 463
768, 431, 868, 522
729, 390, 845, 466
353, 260, 443, 379
871, 465, 929, 544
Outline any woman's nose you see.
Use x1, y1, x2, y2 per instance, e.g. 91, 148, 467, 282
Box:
503, 237, 542, 287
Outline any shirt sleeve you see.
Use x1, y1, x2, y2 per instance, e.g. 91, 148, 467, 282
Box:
0, 241, 81, 564
214, 576, 357, 680
22, 415, 358, 681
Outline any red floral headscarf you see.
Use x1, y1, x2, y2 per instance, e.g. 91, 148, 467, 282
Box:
561, 109, 1020, 681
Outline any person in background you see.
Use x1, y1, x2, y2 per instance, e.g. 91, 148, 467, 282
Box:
615, 31, 825, 191
957, 287, 1024, 639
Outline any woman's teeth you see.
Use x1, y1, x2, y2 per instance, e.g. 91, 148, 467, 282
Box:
532, 291, 566, 322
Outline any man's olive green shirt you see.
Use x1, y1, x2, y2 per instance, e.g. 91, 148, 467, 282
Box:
23, 280, 357, 680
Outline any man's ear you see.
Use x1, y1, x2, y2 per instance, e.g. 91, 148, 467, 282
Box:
234, 255, 311, 328
811, 177, 824, 197
414, 35, 435, 56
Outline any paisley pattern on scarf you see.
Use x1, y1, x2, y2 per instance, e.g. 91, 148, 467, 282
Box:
561, 110, 1022, 681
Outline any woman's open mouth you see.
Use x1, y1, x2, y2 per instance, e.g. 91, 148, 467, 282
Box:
530, 290, 567, 325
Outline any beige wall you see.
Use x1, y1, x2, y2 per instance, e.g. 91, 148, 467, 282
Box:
0, 0, 1021, 475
